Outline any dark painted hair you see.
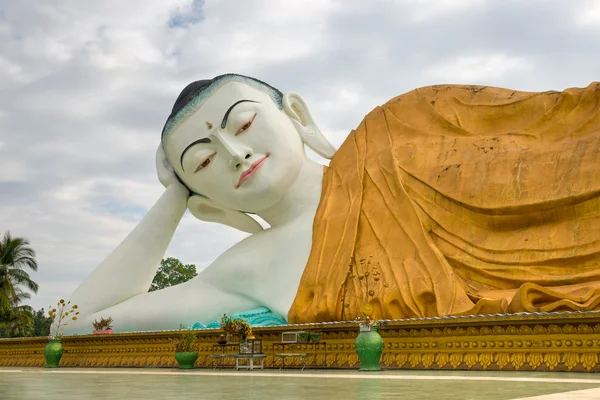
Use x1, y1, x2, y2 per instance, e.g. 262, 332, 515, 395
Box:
161, 73, 283, 141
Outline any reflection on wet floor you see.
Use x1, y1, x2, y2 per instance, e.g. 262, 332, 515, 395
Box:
1, 368, 600, 400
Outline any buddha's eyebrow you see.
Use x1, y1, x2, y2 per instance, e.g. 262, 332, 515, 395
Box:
221, 100, 259, 129
180, 138, 211, 171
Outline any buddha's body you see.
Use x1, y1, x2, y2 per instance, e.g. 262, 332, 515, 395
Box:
62, 77, 600, 334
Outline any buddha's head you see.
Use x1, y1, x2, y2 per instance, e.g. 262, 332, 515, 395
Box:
161, 73, 336, 233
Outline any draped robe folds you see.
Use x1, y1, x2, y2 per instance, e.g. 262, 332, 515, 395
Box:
288, 82, 600, 323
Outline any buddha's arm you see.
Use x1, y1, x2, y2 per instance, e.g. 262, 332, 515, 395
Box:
65, 274, 259, 334
69, 183, 189, 315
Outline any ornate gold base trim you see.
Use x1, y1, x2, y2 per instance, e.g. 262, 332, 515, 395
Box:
2, 312, 600, 371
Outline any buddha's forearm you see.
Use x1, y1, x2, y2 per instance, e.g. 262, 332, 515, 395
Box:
69, 184, 189, 314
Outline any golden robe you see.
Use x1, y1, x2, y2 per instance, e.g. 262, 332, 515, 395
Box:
288, 82, 600, 323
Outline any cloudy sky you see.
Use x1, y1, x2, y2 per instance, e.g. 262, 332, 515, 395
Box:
1, 0, 599, 311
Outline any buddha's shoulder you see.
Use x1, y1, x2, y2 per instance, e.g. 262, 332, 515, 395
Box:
210, 218, 313, 264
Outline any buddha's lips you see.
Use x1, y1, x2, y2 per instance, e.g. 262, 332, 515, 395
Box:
236, 154, 269, 189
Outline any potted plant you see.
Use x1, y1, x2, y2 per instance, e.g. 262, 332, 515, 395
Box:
171, 324, 198, 369
45, 299, 79, 368
310, 332, 323, 343
297, 332, 310, 343
92, 317, 114, 334
235, 318, 253, 340
220, 314, 237, 342
221, 314, 254, 340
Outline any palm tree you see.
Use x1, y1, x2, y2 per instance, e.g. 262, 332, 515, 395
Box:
2, 303, 34, 337
0, 231, 39, 311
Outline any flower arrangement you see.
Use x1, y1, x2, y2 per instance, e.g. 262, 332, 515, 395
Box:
354, 315, 383, 331
220, 314, 253, 339
236, 319, 253, 340
220, 314, 237, 335
171, 324, 198, 353
92, 317, 113, 331
47, 299, 79, 339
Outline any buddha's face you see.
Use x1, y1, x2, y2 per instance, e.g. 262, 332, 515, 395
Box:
163, 81, 305, 213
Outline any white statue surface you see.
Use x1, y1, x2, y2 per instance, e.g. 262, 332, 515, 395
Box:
64, 74, 336, 334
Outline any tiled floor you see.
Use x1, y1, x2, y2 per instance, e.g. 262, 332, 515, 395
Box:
2, 368, 600, 400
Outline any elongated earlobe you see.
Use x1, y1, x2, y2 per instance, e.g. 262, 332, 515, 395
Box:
283, 92, 337, 160
187, 195, 264, 234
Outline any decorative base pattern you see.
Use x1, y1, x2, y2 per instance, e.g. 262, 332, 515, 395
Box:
2, 312, 600, 372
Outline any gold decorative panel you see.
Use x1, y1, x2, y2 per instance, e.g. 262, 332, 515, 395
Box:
2, 312, 600, 372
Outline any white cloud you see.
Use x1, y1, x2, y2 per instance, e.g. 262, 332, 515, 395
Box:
408, 0, 488, 21
576, 0, 600, 27
426, 54, 535, 84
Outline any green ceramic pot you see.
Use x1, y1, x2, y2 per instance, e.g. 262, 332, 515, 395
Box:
174, 352, 198, 369
44, 338, 64, 368
355, 326, 383, 371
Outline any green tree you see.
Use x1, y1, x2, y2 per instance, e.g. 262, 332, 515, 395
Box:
0, 232, 38, 337
149, 257, 197, 292
1, 305, 34, 338
0, 290, 35, 338
0, 231, 39, 310
33, 308, 52, 337
0, 305, 15, 336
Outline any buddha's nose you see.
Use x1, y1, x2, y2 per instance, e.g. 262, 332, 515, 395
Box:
230, 151, 253, 171
213, 132, 253, 171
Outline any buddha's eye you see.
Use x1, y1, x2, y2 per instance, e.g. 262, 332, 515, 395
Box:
236, 113, 256, 136
194, 153, 215, 173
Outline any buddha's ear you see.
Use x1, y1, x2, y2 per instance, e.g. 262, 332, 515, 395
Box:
283, 92, 337, 160
187, 195, 264, 234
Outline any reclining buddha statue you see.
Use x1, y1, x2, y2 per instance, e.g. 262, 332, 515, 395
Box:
63, 74, 600, 334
